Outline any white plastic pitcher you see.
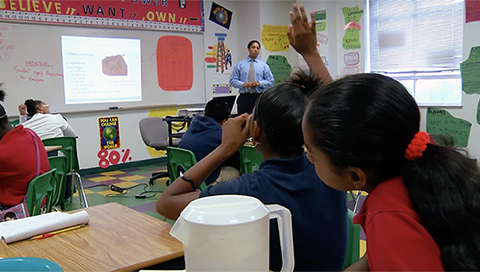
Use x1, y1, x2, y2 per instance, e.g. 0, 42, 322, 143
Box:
170, 195, 294, 271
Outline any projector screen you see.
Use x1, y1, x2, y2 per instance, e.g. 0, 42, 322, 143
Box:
61, 35, 142, 104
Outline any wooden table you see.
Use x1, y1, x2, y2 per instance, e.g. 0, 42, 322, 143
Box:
0, 203, 184, 272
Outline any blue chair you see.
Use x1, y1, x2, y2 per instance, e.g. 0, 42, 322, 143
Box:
0, 257, 63, 271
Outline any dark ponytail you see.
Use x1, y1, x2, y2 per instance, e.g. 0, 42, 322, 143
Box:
0, 83, 5, 102
0, 83, 8, 124
24, 99, 42, 117
404, 145, 480, 270
253, 69, 322, 158
306, 73, 480, 270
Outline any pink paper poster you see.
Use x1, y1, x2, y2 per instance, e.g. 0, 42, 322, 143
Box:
466, 0, 480, 23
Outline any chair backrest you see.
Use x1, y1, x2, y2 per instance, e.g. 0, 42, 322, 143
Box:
48, 155, 68, 207
139, 117, 169, 150
166, 146, 206, 190
239, 145, 263, 174
9, 119, 19, 127
24, 169, 56, 216
0, 257, 63, 271
42, 137, 79, 173
343, 209, 361, 269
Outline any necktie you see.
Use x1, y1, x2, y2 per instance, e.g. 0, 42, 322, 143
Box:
248, 60, 255, 93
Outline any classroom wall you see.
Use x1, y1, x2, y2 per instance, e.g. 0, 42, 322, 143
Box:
301, 0, 366, 79
203, 0, 239, 103
419, 16, 480, 160
64, 0, 241, 170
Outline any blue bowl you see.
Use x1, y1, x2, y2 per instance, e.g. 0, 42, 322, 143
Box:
0, 257, 63, 271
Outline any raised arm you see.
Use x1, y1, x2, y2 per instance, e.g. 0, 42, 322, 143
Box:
287, 4, 332, 83
156, 114, 250, 220
18, 104, 28, 124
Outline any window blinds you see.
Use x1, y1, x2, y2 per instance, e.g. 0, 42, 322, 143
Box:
369, 0, 464, 72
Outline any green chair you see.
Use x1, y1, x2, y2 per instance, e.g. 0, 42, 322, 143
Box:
166, 146, 206, 190
48, 155, 68, 210
239, 145, 263, 174
24, 169, 56, 216
343, 209, 361, 269
9, 119, 20, 127
42, 137, 88, 207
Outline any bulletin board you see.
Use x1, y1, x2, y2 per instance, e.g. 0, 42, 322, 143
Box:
0, 21, 206, 115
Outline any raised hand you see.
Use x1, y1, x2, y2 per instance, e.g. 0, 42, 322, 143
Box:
18, 104, 27, 115
287, 4, 332, 82
287, 4, 317, 57
220, 114, 250, 154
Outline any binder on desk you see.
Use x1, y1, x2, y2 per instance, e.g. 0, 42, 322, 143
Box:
0, 211, 90, 244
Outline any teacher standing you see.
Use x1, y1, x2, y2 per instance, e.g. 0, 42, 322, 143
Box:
230, 40, 274, 114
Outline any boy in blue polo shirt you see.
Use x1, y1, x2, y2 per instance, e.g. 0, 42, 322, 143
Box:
179, 99, 240, 186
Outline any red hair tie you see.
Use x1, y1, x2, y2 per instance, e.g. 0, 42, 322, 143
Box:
405, 132, 431, 161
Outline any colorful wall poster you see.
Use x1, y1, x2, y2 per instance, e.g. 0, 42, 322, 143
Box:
213, 84, 231, 94
461, 46, 480, 95
156, 35, 193, 90
204, 33, 232, 73
261, 25, 290, 52
99, 116, 120, 150
209, 2, 233, 30
314, 9, 327, 31
266, 55, 291, 85
426, 107, 471, 147
342, 6, 363, 50
466, 0, 480, 23
0, 0, 204, 32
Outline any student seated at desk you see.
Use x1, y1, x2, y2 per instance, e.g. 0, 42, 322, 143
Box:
179, 99, 240, 186
157, 72, 348, 271
18, 99, 76, 140
0, 87, 50, 210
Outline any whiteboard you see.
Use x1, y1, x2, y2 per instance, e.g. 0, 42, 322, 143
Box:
0, 21, 205, 115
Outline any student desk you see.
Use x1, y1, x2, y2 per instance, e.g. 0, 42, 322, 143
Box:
0, 202, 184, 271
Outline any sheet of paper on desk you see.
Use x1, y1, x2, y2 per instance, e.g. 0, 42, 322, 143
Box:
0, 211, 90, 244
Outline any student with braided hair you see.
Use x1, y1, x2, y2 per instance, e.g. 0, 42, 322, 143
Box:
289, 4, 480, 271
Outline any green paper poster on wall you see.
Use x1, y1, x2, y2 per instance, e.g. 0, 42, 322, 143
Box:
476, 98, 480, 125
267, 55, 291, 85
426, 107, 471, 147
314, 10, 327, 31
342, 6, 363, 50
461, 46, 480, 94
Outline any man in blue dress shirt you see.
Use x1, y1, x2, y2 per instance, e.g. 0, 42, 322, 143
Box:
230, 40, 274, 114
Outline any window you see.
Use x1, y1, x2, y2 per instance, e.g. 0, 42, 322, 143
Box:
368, 0, 464, 106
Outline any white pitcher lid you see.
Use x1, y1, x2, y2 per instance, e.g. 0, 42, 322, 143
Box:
180, 195, 269, 226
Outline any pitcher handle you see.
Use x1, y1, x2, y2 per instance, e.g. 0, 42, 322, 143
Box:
267, 204, 294, 272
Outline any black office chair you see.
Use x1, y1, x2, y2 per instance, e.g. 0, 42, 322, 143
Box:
139, 117, 180, 185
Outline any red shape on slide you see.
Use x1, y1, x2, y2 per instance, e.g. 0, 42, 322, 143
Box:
204, 57, 216, 63
156, 36, 193, 91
